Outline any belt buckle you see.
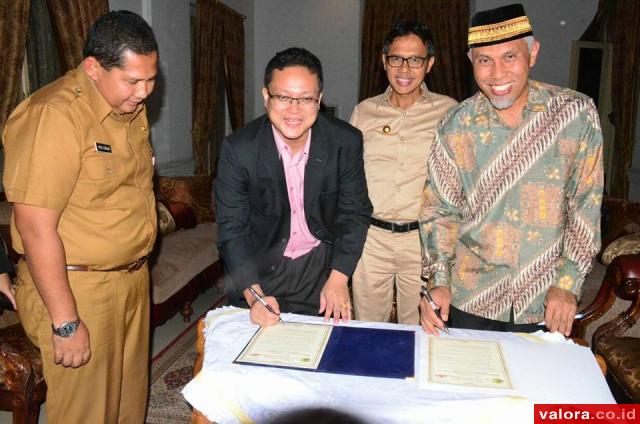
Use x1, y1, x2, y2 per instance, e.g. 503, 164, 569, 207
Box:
127, 257, 144, 272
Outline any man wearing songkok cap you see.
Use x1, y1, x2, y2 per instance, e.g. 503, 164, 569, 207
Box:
418, 4, 603, 336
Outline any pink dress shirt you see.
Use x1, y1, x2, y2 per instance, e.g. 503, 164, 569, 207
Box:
272, 128, 320, 259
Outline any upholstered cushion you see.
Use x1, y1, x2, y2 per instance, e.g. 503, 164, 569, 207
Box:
156, 200, 176, 236
167, 201, 197, 230
0, 322, 45, 385
602, 234, 640, 266
150, 222, 219, 304
596, 336, 640, 402
156, 176, 215, 223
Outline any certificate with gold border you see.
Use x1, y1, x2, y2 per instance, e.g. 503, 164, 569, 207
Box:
235, 322, 332, 369
428, 338, 512, 389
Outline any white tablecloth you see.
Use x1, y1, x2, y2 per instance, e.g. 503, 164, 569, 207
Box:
183, 307, 614, 424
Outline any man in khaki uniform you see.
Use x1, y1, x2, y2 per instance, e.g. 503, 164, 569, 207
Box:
2, 11, 158, 423
350, 21, 457, 324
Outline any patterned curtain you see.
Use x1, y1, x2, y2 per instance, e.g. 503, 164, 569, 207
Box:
0, 0, 30, 133
193, 0, 245, 175
581, 0, 640, 199
47, 0, 109, 72
359, 0, 471, 102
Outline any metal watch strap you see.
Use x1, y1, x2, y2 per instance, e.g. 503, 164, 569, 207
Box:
52, 318, 81, 337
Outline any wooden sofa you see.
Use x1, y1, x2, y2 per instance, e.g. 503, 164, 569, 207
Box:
571, 197, 640, 403
151, 175, 225, 326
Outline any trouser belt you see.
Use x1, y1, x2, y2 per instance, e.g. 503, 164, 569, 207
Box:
370, 217, 419, 233
22, 255, 149, 272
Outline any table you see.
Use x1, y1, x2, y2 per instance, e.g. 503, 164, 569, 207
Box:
184, 307, 614, 424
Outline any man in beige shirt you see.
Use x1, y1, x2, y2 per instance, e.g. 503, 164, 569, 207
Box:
350, 21, 457, 324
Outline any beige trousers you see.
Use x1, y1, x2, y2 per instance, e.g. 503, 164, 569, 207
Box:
352, 226, 423, 324
15, 260, 150, 424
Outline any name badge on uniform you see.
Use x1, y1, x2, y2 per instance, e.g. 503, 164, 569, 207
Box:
95, 142, 112, 153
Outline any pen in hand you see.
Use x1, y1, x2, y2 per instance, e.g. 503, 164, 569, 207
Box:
420, 286, 450, 334
537, 313, 584, 327
247, 287, 285, 324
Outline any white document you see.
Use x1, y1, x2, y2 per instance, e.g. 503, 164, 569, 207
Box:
235, 322, 332, 369
428, 338, 513, 389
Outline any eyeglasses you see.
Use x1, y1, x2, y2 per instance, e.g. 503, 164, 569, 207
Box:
267, 91, 320, 108
385, 55, 429, 69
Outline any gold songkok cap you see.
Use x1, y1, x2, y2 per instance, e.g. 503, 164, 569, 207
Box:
468, 3, 533, 48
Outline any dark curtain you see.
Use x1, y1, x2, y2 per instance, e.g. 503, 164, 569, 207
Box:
193, 0, 223, 175
0, 0, 30, 133
193, 0, 245, 175
359, 0, 471, 102
27, 0, 62, 93
46, 0, 109, 72
581, 0, 640, 199
221, 3, 245, 132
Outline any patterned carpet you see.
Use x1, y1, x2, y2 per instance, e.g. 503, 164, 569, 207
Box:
146, 320, 199, 424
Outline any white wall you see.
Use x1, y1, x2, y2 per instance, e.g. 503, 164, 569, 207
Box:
472, 0, 598, 88
110, 0, 193, 175
252, 0, 361, 121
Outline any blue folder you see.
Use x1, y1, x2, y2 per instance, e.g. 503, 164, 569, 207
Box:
235, 325, 415, 379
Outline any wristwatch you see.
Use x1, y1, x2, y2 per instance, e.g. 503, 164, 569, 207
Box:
52, 319, 81, 337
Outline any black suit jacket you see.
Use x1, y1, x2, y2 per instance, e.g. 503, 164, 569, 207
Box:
215, 113, 372, 292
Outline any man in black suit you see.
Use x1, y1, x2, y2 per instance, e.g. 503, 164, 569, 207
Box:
216, 47, 372, 326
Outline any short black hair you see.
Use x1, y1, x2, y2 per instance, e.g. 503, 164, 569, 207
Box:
382, 21, 435, 56
263, 47, 323, 92
83, 10, 158, 70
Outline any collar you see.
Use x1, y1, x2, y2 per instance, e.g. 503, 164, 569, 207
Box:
376, 82, 432, 107
73, 65, 144, 123
272, 125, 311, 161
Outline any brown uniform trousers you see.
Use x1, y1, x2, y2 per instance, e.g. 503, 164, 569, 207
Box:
15, 261, 150, 423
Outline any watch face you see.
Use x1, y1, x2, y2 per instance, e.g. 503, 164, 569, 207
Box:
53, 320, 80, 337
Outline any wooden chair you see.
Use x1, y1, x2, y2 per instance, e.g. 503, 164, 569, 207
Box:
572, 253, 640, 403
0, 309, 46, 424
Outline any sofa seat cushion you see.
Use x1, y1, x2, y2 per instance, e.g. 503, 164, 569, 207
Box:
150, 222, 219, 304
596, 336, 640, 401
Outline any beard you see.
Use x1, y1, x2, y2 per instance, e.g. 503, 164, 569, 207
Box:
487, 95, 517, 110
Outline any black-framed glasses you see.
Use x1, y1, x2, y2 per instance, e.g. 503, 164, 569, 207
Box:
267, 90, 320, 108
385, 55, 429, 69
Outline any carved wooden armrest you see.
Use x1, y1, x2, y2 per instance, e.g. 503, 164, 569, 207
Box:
572, 254, 640, 344
0, 340, 38, 394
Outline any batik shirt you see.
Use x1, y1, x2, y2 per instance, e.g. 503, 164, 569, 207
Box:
419, 80, 603, 324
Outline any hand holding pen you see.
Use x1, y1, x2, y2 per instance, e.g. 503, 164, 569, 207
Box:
247, 286, 285, 326
419, 285, 450, 335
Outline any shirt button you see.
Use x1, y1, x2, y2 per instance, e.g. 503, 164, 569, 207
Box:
399, 136, 405, 141
281, 238, 287, 243
270, 265, 276, 271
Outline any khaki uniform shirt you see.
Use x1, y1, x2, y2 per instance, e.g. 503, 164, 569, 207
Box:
350, 84, 457, 221
2, 67, 157, 269
419, 81, 603, 323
